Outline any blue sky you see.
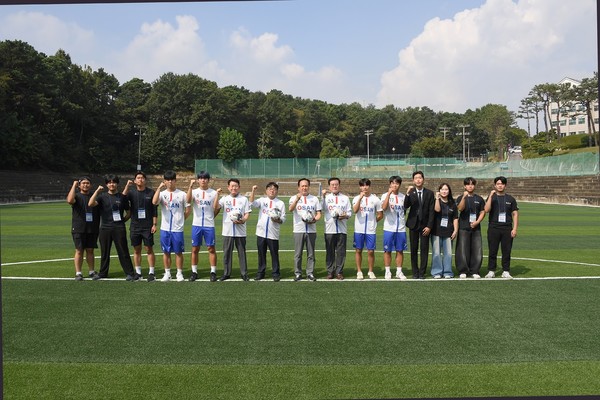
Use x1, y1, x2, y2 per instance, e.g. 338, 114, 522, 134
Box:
0, 0, 596, 121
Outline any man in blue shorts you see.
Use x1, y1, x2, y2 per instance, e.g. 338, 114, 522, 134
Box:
187, 171, 221, 282
352, 178, 383, 280
381, 176, 408, 280
152, 170, 191, 282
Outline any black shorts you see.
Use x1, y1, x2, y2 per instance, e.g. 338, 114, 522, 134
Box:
130, 228, 155, 247
72, 232, 99, 250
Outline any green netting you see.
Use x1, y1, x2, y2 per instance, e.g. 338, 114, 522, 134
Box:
196, 153, 599, 179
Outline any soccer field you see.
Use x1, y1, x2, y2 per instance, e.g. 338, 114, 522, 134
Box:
2, 201, 600, 399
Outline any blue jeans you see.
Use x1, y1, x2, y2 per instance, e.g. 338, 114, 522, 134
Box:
431, 235, 454, 277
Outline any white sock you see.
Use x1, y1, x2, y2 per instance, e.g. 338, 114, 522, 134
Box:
164, 268, 171, 276
385, 266, 391, 273
397, 267, 403, 273
149, 267, 155, 274
76, 272, 83, 276
177, 269, 183, 276
192, 265, 198, 273
135, 266, 142, 275
210, 266, 216, 273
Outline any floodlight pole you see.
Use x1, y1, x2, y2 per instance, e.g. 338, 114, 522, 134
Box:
365, 129, 374, 165
135, 125, 145, 171
457, 124, 470, 162
439, 126, 450, 141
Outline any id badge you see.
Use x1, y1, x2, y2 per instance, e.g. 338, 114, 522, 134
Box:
498, 212, 506, 223
469, 213, 477, 223
138, 209, 146, 219
112, 211, 122, 222
441, 217, 448, 228
85, 212, 93, 222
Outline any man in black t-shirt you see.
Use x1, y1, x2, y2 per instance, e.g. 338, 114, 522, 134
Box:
67, 176, 101, 281
123, 171, 158, 281
484, 176, 519, 279
455, 177, 486, 279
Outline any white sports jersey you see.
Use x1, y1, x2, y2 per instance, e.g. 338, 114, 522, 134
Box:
158, 189, 188, 232
353, 194, 382, 234
252, 197, 286, 240
191, 188, 218, 227
289, 194, 322, 233
322, 192, 352, 234
381, 192, 406, 232
219, 194, 251, 237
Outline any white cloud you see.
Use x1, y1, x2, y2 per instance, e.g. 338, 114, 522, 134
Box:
114, 15, 227, 83
0, 11, 94, 57
377, 0, 596, 115
230, 29, 293, 64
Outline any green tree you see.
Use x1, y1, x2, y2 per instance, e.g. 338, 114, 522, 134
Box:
410, 136, 457, 158
217, 127, 246, 163
475, 104, 515, 160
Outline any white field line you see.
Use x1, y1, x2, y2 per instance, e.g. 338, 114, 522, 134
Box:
3, 249, 600, 268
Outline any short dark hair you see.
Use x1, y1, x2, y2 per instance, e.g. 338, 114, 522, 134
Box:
135, 171, 146, 179
104, 174, 119, 184
297, 178, 310, 186
197, 171, 211, 179
389, 175, 402, 185
163, 170, 176, 180
228, 178, 240, 186
266, 182, 279, 190
78, 176, 91, 184
494, 176, 507, 185
464, 177, 477, 185
358, 178, 371, 186
328, 177, 340, 185
412, 170, 424, 179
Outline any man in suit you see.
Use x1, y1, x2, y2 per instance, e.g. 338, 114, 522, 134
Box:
404, 171, 435, 279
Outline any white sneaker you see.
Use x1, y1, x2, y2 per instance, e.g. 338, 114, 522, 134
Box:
384, 271, 392, 280
160, 273, 171, 282
433, 274, 442, 279
444, 275, 453, 279
472, 274, 481, 279
485, 271, 495, 279
459, 273, 467, 279
396, 271, 407, 281
501, 271, 513, 279
368, 271, 377, 280
356, 271, 364, 280
176, 273, 185, 282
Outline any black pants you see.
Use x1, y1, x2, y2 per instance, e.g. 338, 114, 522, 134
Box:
256, 236, 280, 278
99, 226, 134, 277
455, 229, 483, 275
324, 233, 347, 275
487, 226, 513, 272
409, 228, 430, 278
222, 236, 247, 277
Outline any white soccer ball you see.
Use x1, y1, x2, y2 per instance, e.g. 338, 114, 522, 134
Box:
330, 208, 340, 219
229, 210, 242, 222
301, 209, 315, 222
268, 208, 281, 220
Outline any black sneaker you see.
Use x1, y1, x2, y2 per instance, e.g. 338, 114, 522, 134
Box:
92, 274, 103, 281
242, 275, 250, 281
75, 275, 84, 281
254, 275, 264, 281
307, 274, 317, 281
126, 274, 135, 281
210, 272, 217, 282
147, 273, 155, 282
190, 272, 198, 282
218, 275, 230, 282
273, 276, 281, 282
134, 273, 143, 281
294, 274, 302, 281
88, 271, 98, 279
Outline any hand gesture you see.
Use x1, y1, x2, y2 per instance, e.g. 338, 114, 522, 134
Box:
252, 185, 258, 192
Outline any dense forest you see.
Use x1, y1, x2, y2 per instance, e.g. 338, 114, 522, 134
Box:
2, 39, 574, 173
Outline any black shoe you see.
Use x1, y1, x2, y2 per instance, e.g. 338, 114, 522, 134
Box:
254, 275, 264, 281
75, 275, 84, 281
147, 273, 155, 282
134, 273, 142, 281
190, 272, 198, 282
307, 274, 317, 281
126, 274, 135, 281
242, 275, 249, 281
88, 271, 98, 279
92, 274, 103, 281
218, 275, 230, 282
210, 272, 217, 282
273, 276, 281, 282
294, 274, 302, 281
